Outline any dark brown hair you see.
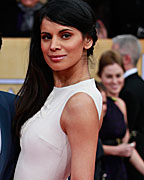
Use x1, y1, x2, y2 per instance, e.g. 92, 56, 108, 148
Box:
97, 50, 124, 77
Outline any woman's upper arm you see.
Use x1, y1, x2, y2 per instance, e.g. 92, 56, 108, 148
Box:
61, 92, 100, 180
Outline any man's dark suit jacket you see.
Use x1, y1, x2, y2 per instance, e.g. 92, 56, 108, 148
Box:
0, 91, 20, 180
120, 72, 144, 180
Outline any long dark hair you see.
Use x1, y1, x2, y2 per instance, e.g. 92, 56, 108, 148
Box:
13, 0, 98, 137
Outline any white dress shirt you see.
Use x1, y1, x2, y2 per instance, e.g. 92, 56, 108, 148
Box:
124, 68, 138, 79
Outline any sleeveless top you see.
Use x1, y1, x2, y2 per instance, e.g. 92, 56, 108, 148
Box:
100, 97, 126, 140
14, 78, 102, 180
99, 97, 127, 180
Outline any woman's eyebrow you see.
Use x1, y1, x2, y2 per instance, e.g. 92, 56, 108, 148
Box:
59, 29, 73, 33
41, 29, 73, 35
41, 32, 50, 35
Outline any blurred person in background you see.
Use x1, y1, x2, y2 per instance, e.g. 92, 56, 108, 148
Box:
95, 20, 108, 39
95, 82, 107, 180
0, 33, 20, 180
98, 50, 144, 180
15, 0, 43, 36
92, 0, 111, 38
0, 0, 43, 37
112, 34, 144, 180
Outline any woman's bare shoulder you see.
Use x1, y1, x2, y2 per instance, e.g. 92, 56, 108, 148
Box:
60, 92, 99, 133
115, 97, 126, 114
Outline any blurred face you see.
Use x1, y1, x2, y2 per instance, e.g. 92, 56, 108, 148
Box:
20, 0, 39, 7
100, 63, 124, 97
41, 18, 90, 72
112, 43, 120, 52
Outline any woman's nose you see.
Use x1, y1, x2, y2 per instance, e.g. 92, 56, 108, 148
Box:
50, 37, 61, 51
112, 77, 117, 84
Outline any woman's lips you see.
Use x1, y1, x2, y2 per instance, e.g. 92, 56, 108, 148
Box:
48, 55, 66, 62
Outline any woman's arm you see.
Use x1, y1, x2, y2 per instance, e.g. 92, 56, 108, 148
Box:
129, 148, 144, 175
103, 142, 135, 157
115, 97, 144, 175
102, 97, 135, 157
61, 92, 101, 180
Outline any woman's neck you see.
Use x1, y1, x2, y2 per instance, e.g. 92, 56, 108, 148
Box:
53, 66, 90, 87
53, 53, 90, 87
107, 92, 119, 98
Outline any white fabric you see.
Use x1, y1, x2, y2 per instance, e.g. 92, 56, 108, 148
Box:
124, 68, 138, 78
14, 78, 102, 180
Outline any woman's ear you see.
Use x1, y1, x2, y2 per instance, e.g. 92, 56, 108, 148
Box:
83, 36, 93, 50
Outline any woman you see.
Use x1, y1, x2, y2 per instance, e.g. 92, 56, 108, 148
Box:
98, 50, 144, 180
13, 0, 103, 179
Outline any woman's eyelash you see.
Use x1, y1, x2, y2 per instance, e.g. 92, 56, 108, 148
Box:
61, 33, 71, 38
41, 32, 72, 40
41, 34, 51, 39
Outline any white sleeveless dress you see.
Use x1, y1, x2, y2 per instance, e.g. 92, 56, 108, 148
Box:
14, 78, 102, 180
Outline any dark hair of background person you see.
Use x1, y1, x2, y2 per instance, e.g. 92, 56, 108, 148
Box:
83, 0, 144, 38
91, 0, 112, 38
1, 0, 144, 38
97, 50, 124, 77
13, 0, 98, 137
96, 81, 107, 94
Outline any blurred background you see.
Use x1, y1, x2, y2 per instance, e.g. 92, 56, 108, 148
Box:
0, 0, 144, 93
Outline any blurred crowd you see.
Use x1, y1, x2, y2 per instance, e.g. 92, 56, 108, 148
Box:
0, 0, 45, 37
1, 0, 144, 38
95, 34, 144, 180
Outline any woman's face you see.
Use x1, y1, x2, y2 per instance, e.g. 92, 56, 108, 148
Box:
20, 0, 39, 7
100, 63, 124, 97
40, 18, 90, 72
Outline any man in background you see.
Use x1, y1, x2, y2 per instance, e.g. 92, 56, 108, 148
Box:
0, 33, 20, 180
0, 0, 43, 37
112, 34, 144, 180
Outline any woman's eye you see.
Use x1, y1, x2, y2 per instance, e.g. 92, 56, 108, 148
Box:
116, 74, 121, 78
106, 75, 112, 78
41, 34, 51, 40
61, 33, 71, 39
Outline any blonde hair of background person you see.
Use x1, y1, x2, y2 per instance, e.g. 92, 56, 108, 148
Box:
98, 50, 144, 177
